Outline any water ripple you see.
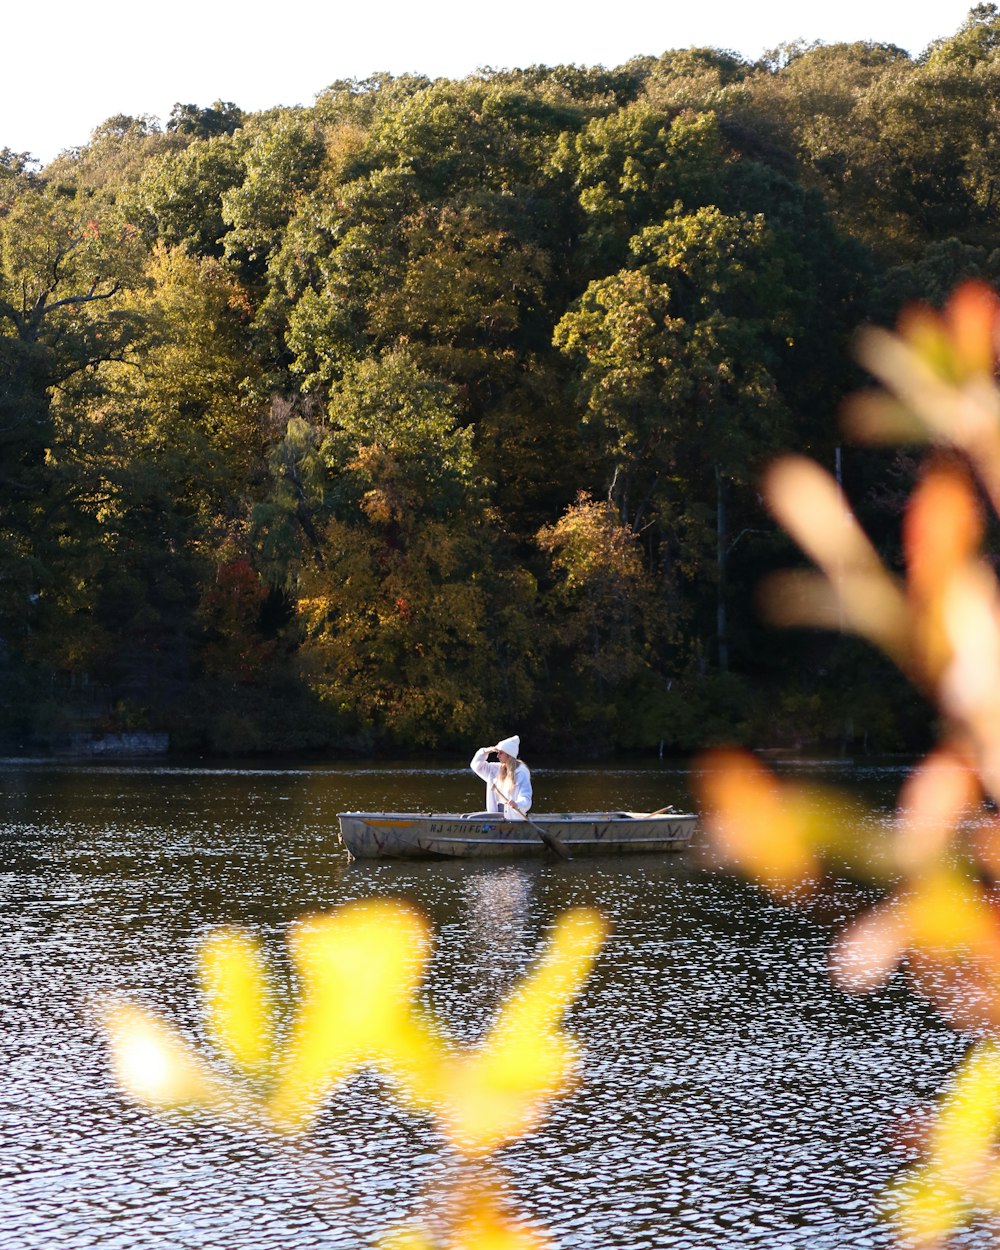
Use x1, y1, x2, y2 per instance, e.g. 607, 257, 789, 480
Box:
0, 761, 993, 1248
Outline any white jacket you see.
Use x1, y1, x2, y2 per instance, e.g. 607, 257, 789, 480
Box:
470, 748, 533, 819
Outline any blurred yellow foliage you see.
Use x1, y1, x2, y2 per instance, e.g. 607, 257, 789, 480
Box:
438, 906, 606, 1153
696, 747, 872, 891
696, 281, 1000, 1247
102, 898, 607, 1243
104, 900, 606, 1155
379, 1180, 551, 1250
890, 1042, 1000, 1247
265, 901, 442, 1133
102, 1002, 230, 1111
199, 926, 276, 1078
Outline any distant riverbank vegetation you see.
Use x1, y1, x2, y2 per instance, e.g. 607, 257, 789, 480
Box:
2, 6, 998, 757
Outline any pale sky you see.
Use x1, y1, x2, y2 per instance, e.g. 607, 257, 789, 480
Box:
3, 0, 982, 165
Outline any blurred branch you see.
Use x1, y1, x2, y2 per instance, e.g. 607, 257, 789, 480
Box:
696, 280, 1000, 1247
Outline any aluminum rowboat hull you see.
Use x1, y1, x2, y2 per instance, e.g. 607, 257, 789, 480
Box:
337, 811, 697, 861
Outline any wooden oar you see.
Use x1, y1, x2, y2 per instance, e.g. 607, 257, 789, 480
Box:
492, 783, 571, 861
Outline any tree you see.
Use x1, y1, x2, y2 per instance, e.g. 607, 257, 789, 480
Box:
2, 44, 992, 752
167, 100, 244, 140
278, 77, 588, 532
221, 109, 327, 286
42, 113, 182, 195
255, 348, 541, 744
554, 204, 803, 669
0, 183, 149, 653
551, 105, 727, 274
923, 2, 1000, 65
642, 46, 753, 111
127, 130, 249, 257
537, 493, 670, 738
706, 41, 911, 252
76, 243, 268, 708
843, 61, 1000, 255
556, 207, 794, 504
366, 198, 554, 391
0, 148, 38, 187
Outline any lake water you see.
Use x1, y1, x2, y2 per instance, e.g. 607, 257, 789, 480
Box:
0, 757, 986, 1248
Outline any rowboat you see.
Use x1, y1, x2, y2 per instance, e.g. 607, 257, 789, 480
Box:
337, 810, 698, 861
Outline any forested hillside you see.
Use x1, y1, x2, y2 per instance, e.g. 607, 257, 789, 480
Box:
3, 6, 999, 756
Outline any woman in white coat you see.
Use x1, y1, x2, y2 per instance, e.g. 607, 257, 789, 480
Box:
470, 734, 532, 819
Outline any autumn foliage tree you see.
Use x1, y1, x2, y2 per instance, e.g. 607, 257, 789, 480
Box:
3, 10, 1000, 752
537, 493, 671, 739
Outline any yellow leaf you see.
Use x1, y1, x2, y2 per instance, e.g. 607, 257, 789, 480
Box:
695, 749, 819, 888
266, 900, 443, 1131
199, 927, 275, 1077
891, 1041, 1000, 1246
379, 1180, 552, 1250
439, 908, 607, 1155
103, 1001, 228, 1112
905, 870, 1000, 954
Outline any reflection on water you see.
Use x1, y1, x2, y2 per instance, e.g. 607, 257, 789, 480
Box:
0, 759, 987, 1247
